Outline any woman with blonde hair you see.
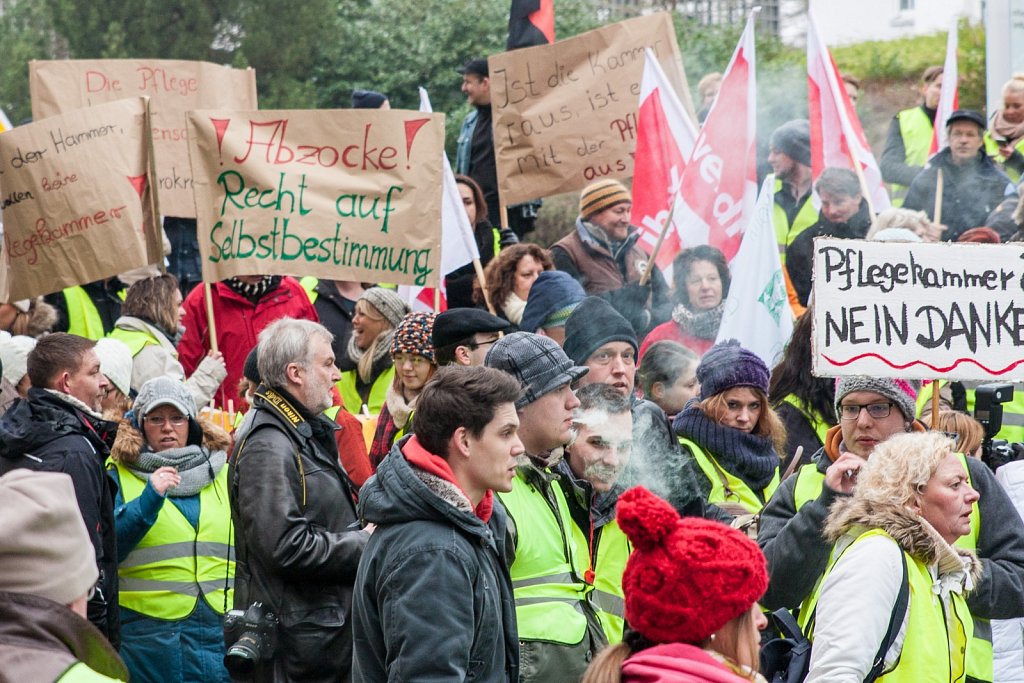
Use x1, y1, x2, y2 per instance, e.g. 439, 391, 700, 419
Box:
337, 287, 410, 415
986, 73, 1024, 181
583, 485, 769, 683
474, 243, 553, 325
672, 340, 786, 515
935, 410, 985, 458
805, 431, 980, 682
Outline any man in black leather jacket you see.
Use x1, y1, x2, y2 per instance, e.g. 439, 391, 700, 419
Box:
229, 318, 369, 682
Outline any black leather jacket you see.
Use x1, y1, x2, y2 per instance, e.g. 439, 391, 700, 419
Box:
229, 385, 368, 683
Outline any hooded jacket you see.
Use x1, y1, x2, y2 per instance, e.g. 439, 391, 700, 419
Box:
757, 424, 1024, 623
0, 388, 120, 647
806, 497, 982, 682
352, 435, 519, 682
229, 385, 368, 683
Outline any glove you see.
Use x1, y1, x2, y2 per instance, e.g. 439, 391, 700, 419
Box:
498, 228, 519, 248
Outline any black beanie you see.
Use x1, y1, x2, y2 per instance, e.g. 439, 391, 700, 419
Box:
243, 347, 260, 384
769, 119, 811, 167
563, 297, 638, 366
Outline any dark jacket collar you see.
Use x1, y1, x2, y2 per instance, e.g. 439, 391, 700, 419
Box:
0, 388, 117, 459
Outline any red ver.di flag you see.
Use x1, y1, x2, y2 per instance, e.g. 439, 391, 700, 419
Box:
674, 11, 758, 261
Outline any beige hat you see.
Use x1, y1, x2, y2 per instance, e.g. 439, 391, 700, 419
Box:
0, 335, 37, 386
94, 337, 134, 397
0, 470, 97, 605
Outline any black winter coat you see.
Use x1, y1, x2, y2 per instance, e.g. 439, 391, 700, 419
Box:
0, 388, 120, 647
352, 436, 519, 682
229, 385, 367, 683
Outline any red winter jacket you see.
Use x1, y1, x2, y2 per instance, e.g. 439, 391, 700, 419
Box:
638, 321, 715, 360
178, 277, 318, 411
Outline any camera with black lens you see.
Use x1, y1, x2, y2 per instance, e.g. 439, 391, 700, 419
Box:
223, 602, 278, 680
974, 383, 1022, 471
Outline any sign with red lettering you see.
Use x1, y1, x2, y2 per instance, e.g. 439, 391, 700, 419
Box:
187, 110, 444, 286
0, 97, 163, 300
489, 13, 693, 205
30, 59, 257, 217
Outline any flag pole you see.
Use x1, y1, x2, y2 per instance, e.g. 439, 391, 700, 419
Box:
639, 185, 681, 287
929, 167, 944, 430
203, 282, 218, 354
472, 258, 496, 314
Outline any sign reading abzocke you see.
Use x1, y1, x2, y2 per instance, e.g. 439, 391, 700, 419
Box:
0, 97, 163, 300
812, 238, 1024, 381
30, 59, 258, 217
187, 109, 445, 287
489, 13, 692, 205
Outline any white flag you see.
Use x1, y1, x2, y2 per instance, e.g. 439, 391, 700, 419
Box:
398, 87, 481, 311
716, 178, 794, 366
931, 20, 959, 155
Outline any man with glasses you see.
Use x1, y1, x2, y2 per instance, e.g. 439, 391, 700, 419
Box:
759, 375, 1024, 683
432, 308, 514, 367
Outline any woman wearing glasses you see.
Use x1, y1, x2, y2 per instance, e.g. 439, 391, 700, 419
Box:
368, 312, 438, 469
107, 376, 234, 682
672, 339, 786, 516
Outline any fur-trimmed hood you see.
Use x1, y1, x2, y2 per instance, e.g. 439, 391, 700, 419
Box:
109, 415, 232, 465
826, 496, 983, 585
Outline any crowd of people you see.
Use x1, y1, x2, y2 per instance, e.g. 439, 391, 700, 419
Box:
5, 50, 1024, 683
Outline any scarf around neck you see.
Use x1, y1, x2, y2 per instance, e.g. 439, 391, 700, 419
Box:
503, 292, 527, 325
673, 405, 779, 491
671, 301, 724, 341
991, 109, 1024, 149
126, 444, 227, 497
224, 275, 281, 301
346, 328, 396, 382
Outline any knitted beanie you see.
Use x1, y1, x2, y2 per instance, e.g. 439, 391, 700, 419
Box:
135, 376, 198, 420
520, 271, 585, 334
562, 297, 638, 366
0, 470, 98, 605
94, 338, 134, 397
360, 287, 410, 329
957, 227, 1001, 244
769, 119, 811, 167
0, 335, 36, 386
351, 89, 388, 109
243, 347, 260, 384
834, 376, 918, 422
696, 339, 770, 399
617, 486, 768, 645
579, 179, 632, 219
391, 311, 438, 363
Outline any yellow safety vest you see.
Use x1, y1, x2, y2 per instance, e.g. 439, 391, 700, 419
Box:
772, 178, 819, 264
916, 380, 1024, 444
337, 366, 394, 416
680, 437, 780, 514
63, 287, 107, 340
300, 276, 319, 303
108, 326, 161, 357
497, 470, 595, 644
115, 462, 235, 619
890, 107, 934, 206
804, 528, 973, 683
780, 395, 830, 446
593, 520, 630, 644
793, 455, 989, 681
983, 132, 1024, 183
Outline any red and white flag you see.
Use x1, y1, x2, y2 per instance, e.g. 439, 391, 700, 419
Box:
807, 12, 890, 211
930, 20, 959, 155
398, 87, 481, 312
674, 10, 758, 261
631, 48, 699, 277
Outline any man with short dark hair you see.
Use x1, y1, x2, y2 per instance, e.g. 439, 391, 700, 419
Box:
0, 332, 120, 646
432, 308, 514, 366
229, 318, 368, 682
785, 167, 872, 306
769, 119, 819, 260
904, 109, 1017, 240
352, 365, 523, 681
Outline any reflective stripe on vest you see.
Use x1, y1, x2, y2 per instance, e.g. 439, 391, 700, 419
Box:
337, 366, 393, 416
890, 107, 934, 205
780, 395, 830, 446
593, 520, 630, 644
772, 178, 819, 263
108, 326, 161, 357
115, 462, 235, 619
680, 437, 779, 514
497, 471, 593, 644
300, 276, 319, 304
804, 528, 973, 683
64, 287, 106, 340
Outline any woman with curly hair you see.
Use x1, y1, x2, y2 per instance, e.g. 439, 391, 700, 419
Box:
474, 243, 553, 325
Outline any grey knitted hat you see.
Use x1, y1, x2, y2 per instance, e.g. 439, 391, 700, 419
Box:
834, 376, 918, 422
769, 119, 811, 167
485, 332, 589, 408
360, 287, 410, 328
135, 376, 197, 420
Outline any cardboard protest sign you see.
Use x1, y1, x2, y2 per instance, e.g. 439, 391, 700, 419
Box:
489, 12, 693, 205
812, 238, 1024, 381
187, 110, 444, 287
30, 59, 257, 217
0, 97, 163, 301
